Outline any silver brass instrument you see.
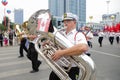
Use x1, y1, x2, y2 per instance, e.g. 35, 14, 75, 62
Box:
27, 9, 96, 80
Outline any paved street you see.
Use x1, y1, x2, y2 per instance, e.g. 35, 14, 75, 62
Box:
0, 36, 120, 80
90, 36, 120, 80
0, 46, 51, 80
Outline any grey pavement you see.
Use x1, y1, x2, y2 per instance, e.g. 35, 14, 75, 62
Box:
0, 46, 51, 80
0, 36, 120, 80
89, 36, 120, 80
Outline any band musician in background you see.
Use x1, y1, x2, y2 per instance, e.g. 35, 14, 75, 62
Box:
27, 35, 42, 73
26, 19, 54, 73
98, 30, 105, 47
84, 26, 94, 48
18, 29, 28, 58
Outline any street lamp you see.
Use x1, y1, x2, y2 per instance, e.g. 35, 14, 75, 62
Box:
106, 0, 110, 14
89, 16, 93, 22
111, 15, 115, 20
111, 15, 115, 26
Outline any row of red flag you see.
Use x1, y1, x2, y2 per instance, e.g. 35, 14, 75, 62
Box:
104, 22, 120, 32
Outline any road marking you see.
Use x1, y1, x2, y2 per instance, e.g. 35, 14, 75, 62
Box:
0, 68, 31, 79
0, 53, 17, 56
90, 49, 120, 58
0, 49, 18, 53
0, 56, 17, 61
0, 60, 30, 67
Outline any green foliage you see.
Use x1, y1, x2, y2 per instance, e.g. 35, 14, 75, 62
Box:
1, 16, 15, 31
2, 16, 9, 27
0, 23, 7, 31
10, 22, 15, 29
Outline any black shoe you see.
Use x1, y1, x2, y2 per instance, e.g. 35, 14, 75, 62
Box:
30, 70, 39, 73
86, 53, 91, 56
38, 61, 42, 67
18, 56, 24, 58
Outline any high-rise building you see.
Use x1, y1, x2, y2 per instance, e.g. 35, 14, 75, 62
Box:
14, 9, 23, 24
49, 0, 86, 25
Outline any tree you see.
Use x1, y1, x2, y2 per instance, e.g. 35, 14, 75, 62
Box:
1, 16, 15, 30
2, 16, 9, 27
0, 23, 7, 31
10, 22, 15, 29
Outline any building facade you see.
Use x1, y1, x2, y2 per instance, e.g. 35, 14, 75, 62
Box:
101, 12, 120, 26
14, 9, 23, 25
49, 0, 86, 28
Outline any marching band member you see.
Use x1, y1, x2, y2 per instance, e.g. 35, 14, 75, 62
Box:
27, 34, 42, 73
18, 28, 28, 58
98, 30, 105, 47
26, 19, 54, 73
49, 13, 88, 80
84, 26, 94, 48
115, 31, 120, 44
108, 30, 115, 45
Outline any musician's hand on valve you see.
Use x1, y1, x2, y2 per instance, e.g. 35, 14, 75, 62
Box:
51, 50, 63, 61
42, 40, 50, 46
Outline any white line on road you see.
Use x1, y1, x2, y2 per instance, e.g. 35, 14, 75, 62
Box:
0, 60, 30, 67
0, 56, 18, 61
90, 49, 120, 58
0, 68, 31, 79
0, 49, 18, 53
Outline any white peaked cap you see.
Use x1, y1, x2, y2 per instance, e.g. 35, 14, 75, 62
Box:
62, 13, 78, 21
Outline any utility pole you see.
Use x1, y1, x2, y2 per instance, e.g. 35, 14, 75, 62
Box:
106, 0, 110, 14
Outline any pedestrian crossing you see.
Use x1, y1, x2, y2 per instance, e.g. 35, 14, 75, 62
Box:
0, 46, 51, 80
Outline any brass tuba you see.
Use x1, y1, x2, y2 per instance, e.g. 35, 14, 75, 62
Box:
27, 9, 96, 80
14, 21, 29, 41
14, 24, 22, 37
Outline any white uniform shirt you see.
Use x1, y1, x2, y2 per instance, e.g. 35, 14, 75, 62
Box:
63, 29, 87, 45
61, 29, 87, 67
21, 31, 27, 38
98, 31, 105, 37
109, 32, 115, 37
115, 32, 120, 37
83, 31, 93, 41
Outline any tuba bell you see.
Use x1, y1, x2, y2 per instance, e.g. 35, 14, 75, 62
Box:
27, 9, 96, 80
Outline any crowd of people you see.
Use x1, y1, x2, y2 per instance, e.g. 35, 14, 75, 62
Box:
0, 29, 14, 47
97, 23, 120, 47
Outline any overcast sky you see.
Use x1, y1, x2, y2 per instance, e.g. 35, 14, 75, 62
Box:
0, 0, 120, 23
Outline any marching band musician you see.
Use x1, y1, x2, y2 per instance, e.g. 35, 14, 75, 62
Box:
27, 34, 42, 73
18, 27, 28, 58
26, 19, 54, 73
49, 13, 88, 80
84, 26, 94, 48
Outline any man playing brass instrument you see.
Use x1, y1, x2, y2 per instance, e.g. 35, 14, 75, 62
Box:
18, 27, 28, 58
27, 34, 42, 73
49, 13, 88, 80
